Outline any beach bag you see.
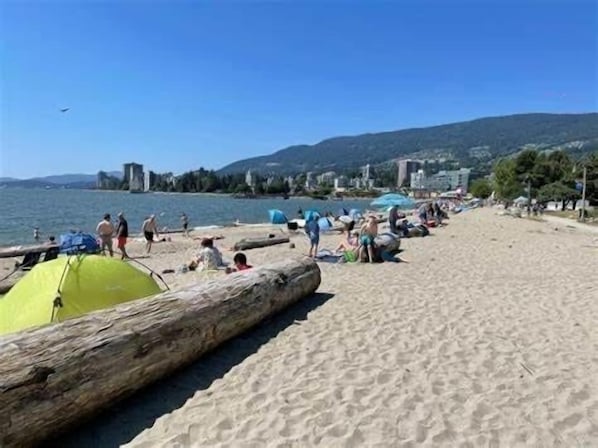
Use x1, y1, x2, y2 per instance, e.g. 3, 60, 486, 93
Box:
343, 251, 357, 263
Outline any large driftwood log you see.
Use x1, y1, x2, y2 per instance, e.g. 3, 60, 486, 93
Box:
0, 257, 321, 447
233, 235, 290, 251
0, 244, 59, 259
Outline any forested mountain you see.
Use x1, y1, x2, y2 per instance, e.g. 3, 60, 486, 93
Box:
218, 113, 598, 175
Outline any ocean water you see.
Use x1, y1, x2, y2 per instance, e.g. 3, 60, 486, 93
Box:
0, 189, 371, 246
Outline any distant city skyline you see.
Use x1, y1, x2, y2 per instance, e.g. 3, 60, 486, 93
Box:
1, 1, 597, 178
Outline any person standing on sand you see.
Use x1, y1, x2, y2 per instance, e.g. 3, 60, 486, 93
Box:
96, 213, 115, 257
358, 215, 378, 263
305, 215, 320, 258
181, 213, 189, 237
142, 215, 159, 255
116, 212, 130, 259
388, 205, 399, 234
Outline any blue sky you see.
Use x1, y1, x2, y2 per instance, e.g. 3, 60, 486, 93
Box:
1, 0, 596, 178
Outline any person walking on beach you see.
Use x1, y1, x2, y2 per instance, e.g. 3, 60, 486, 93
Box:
96, 213, 115, 257
116, 212, 130, 259
305, 215, 320, 258
142, 215, 159, 255
181, 213, 189, 237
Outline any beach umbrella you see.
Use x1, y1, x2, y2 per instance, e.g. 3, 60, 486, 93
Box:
317, 217, 333, 231
338, 215, 353, 224
370, 193, 415, 209
339, 208, 349, 216
268, 209, 288, 224
304, 209, 320, 222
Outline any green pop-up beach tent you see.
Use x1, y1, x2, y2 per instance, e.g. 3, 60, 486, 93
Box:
0, 255, 161, 336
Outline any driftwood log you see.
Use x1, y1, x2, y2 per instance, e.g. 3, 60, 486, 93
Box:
233, 235, 290, 251
0, 244, 59, 259
0, 257, 321, 447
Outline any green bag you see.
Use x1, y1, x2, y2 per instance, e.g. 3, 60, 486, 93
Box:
343, 250, 357, 263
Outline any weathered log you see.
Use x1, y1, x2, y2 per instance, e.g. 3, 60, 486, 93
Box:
233, 235, 290, 251
0, 257, 321, 447
0, 244, 58, 259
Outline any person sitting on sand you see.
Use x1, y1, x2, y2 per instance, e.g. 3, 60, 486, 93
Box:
358, 215, 378, 263
191, 238, 223, 271
398, 219, 410, 238
226, 252, 252, 273
305, 214, 320, 258
335, 228, 359, 253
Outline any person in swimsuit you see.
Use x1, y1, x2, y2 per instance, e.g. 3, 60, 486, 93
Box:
142, 215, 159, 254
96, 213, 115, 257
116, 212, 129, 259
358, 215, 378, 263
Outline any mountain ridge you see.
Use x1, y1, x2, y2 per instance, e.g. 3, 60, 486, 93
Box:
218, 112, 598, 175
0, 172, 122, 188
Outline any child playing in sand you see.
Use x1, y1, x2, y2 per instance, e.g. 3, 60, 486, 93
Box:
305, 215, 320, 258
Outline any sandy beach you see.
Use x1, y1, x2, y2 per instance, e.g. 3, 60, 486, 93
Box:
6, 208, 598, 447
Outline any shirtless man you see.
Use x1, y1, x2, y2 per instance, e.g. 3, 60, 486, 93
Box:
96, 213, 115, 257
142, 215, 159, 254
358, 215, 378, 263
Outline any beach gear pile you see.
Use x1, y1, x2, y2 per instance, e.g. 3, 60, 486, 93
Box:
0, 254, 161, 335
59, 231, 100, 254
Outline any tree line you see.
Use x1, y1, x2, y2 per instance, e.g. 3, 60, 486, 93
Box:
470, 150, 598, 208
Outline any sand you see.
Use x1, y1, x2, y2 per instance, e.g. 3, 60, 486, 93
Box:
7, 208, 598, 447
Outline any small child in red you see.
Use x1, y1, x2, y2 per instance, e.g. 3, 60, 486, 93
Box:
226, 252, 252, 273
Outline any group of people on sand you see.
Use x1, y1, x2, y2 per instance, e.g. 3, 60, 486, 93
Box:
305, 212, 381, 263
187, 237, 252, 274
94, 213, 166, 259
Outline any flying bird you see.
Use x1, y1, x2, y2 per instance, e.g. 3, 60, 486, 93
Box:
60, 108, 70, 113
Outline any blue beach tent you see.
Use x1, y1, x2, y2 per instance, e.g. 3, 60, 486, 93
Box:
59, 232, 100, 255
268, 209, 288, 224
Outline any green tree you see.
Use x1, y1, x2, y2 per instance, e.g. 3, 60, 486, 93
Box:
493, 159, 521, 200
538, 181, 580, 210
470, 178, 493, 198
577, 152, 598, 206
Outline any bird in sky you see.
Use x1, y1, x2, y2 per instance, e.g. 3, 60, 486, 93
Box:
59, 108, 70, 113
